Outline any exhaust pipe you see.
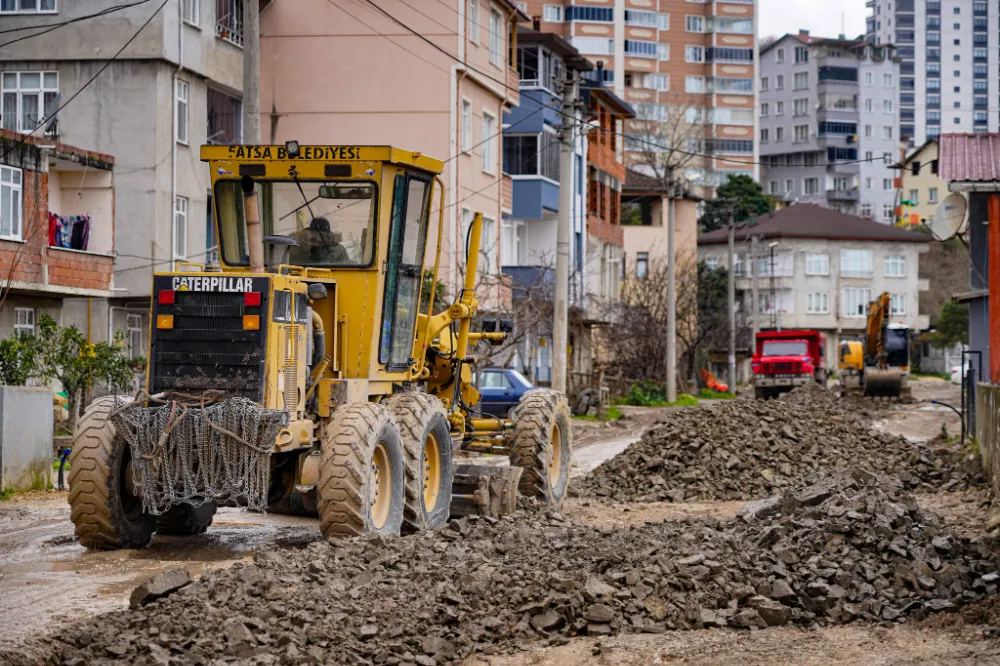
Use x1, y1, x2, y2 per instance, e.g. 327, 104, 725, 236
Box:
242, 175, 265, 273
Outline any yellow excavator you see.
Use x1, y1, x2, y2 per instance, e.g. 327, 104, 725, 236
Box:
838, 339, 864, 393
67, 143, 571, 549
860, 291, 911, 399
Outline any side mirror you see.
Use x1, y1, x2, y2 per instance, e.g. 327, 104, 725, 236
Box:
307, 283, 328, 301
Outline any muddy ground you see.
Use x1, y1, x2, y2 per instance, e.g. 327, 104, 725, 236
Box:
0, 378, 995, 665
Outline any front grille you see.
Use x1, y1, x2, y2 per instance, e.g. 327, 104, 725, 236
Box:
149, 277, 269, 401
764, 361, 801, 374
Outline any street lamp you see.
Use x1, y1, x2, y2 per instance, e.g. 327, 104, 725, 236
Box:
768, 242, 778, 330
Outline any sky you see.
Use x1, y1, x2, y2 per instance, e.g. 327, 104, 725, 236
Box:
758, 1, 869, 41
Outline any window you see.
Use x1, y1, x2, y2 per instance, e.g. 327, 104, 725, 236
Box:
784, 178, 794, 193
0, 71, 59, 133
182, 0, 198, 25
883, 178, 892, 191
804, 177, 819, 195
807, 293, 829, 314
760, 76, 769, 92
636, 252, 649, 279
883, 73, 893, 87
805, 253, 829, 275
760, 128, 769, 142
775, 127, 784, 142
503, 133, 559, 179
768, 180, 779, 194
776, 48, 785, 63
461, 99, 472, 151
793, 98, 809, 116
173, 196, 188, 260
890, 293, 906, 315
658, 12, 669, 30
206, 88, 242, 145
489, 8, 503, 66
882, 126, 892, 140
564, 6, 612, 21
907, 189, 918, 204
864, 72, 873, 86
481, 111, 497, 173
481, 370, 512, 390
775, 74, 784, 90
13, 308, 34, 337
885, 255, 906, 277
685, 76, 705, 93
714, 18, 752, 34
865, 151, 873, 162
542, 4, 562, 22
865, 98, 873, 112
883, 99, 893, 113
865, 124, 872, 138
843, 288, 873, 317
883, 203, 894, 221
795, 46, 809, 63
929, 187, 938, 204
645, 74, 669, 91
705, 256, 719, 270
127, 314, 144, 359
174, 79, 189, 144
685, 15, 704, 32
861, 203, 873, 218
841, 249, 873, 277
0, 165, 23, 241
468, 0, 479, 42
761, 102, 770, 117
865, 177, 872, 191
657, 43, 670, 60
686, 45, 704, 63
636, 103, 669, 121
776, 101, 784, 116
793, 72, 808, 90
794, 125, 808, 142
571, 37, 613, 55
0, 0, 55, 12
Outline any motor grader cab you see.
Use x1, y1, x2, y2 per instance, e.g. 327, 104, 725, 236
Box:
860, 291, 911, 399
67, 143, 571, 550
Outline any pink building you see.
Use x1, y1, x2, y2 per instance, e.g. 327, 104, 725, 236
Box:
260, 0, 527, 297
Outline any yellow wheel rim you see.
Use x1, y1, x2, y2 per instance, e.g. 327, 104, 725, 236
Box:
548, 420, 563, 488
370, 442, 392, 529
422, 432, 442, 511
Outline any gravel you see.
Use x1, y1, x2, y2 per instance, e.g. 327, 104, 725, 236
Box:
575, 391, 982, 504
46, 471, 999, 665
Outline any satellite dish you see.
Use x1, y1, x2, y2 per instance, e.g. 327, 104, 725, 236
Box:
928, 192, 967, 241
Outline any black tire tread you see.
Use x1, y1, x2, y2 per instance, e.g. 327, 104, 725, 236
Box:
510, 389, 571, 508
155, 502, 217, 535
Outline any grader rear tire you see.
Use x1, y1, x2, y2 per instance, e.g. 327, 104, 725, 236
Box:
68, 397, 156, 550
510, 389, 572, 509
386, 392, 454, 533
318, 403, 405, 539
155, 502, 217, 536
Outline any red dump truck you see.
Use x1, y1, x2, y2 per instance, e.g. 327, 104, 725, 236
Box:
751, 330, 826, 399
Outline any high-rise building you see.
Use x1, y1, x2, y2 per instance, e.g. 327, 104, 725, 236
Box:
759, 32, 900, 223
867, 0, 998, 145
523, 0, 759, 193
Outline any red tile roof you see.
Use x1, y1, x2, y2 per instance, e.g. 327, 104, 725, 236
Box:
698, 204, 931, 245
939, 133, 1000, 183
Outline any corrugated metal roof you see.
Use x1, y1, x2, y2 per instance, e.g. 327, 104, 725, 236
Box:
939, 133, 1000, 183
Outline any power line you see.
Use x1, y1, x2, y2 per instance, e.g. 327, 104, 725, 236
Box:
0, 0, 154, 47
0, 0, 169, 164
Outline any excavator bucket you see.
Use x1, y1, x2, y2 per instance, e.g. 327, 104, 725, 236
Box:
863, 368, 903, 398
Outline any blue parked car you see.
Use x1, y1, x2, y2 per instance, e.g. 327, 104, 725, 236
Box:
477, 367, 534, 418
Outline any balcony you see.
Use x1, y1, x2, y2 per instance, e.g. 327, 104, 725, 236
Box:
827, 189, 859, 202
506, 67, 520, 107
216, 0, 243, 47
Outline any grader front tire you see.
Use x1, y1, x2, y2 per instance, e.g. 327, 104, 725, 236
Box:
67, 397, 156, 550
155, 502, 217, 536
317, 403, 405, 539
510, 389, 572, 509
386, 392, 454, 533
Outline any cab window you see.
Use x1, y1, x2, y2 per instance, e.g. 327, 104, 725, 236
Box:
481, 371, 511, 389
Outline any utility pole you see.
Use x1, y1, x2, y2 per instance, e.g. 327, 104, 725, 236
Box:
552, 71, 578, 394
727, 213, 736, 393
665, 171, 676, 403
242, 0, 260, 144
750, 235, 759, 342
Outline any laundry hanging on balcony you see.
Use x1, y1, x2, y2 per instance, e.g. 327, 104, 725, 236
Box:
47, 212, 92, 251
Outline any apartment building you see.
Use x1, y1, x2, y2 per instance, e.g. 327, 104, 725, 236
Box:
0, 0, 245, 351
697, 204, 930, 368
867, 0, 999, 145
900, 138, 946, 225
523, 0, 758, 193
260, 0, 527, 300
759, 33, 900, 223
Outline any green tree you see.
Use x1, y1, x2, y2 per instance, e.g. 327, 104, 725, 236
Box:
420, 269, 449, 314
33, 315, 134, 431
929, 301, 969, 349
0, 334, 39, 385
698, 175, 773, 233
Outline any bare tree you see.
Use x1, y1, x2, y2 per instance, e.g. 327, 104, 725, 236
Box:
625, 94, 710, 194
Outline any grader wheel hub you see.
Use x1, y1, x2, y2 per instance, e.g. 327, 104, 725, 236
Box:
423, 432, 442, 511
370, 441, 393, 529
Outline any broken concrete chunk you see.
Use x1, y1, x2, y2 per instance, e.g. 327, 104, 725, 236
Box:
129, 568, 192, 609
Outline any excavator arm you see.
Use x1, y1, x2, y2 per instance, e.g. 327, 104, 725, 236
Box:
862, 291, 904, 398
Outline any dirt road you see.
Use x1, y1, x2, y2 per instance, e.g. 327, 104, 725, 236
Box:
0, 378, 992, 664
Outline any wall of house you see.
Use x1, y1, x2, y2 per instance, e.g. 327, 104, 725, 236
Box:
622, 197, 698, 271
901, 141, 947, 224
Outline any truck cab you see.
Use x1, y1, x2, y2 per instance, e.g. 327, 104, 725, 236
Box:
751, 330, 826, 399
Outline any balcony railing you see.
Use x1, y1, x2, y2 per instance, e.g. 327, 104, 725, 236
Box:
216, 0, 243, 47
827, 189, 859, 202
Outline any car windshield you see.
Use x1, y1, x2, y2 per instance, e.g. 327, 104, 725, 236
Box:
762, 341, 808, 356
214, 179, 377, 267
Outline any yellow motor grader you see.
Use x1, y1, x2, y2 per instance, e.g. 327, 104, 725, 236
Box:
68, 144, 571, 549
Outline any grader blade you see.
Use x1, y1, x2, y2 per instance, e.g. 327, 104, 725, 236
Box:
863, 368, 903, 398
450, 464, 522, 518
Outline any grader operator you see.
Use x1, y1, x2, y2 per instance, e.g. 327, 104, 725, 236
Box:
68, 144, 571, 549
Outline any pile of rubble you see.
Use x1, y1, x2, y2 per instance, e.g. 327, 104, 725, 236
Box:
576, 396, 981, 503
51, 472, 998, 665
